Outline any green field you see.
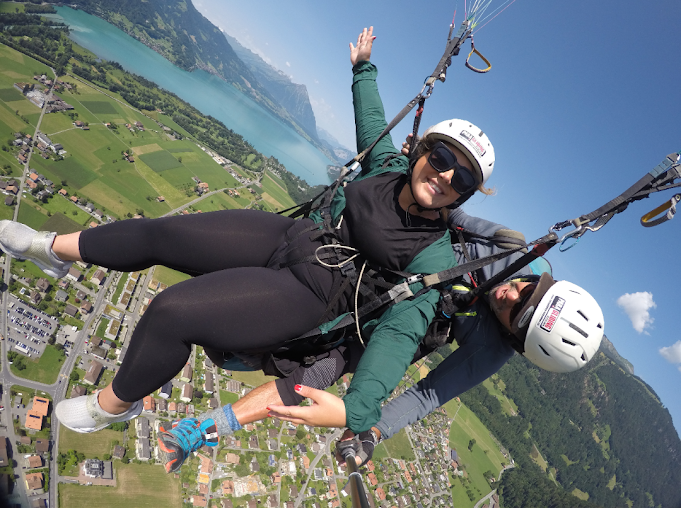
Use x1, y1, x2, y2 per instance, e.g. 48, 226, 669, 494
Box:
79, 100, 118, 115
59, 427, 124, 458
152, 265, 191, 287
10, 345, 66, 384
139, 150, 183, 172
0, 87, 21, 101
0, 2, 25, 12
17, 201, 49, 230
444, 398, 507, 507
382, 428, 415, 461
42, 212, 87, 235
59, 462, 181, 508
229, 370, 277, 387
219, 389, 239, 405
261, 171, 296, 211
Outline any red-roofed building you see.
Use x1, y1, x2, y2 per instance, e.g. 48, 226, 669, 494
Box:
142, 396, 155, 412
191, 495, 207, 507
375, 487, 386, 501
368, 472, 378, 486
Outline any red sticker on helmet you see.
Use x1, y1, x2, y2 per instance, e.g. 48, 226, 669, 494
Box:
539, 296, 565, 332
460, 130, 486, 157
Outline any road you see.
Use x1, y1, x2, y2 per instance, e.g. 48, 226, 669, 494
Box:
472, 464, 515, 508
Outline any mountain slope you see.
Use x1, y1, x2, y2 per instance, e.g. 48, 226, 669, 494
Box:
222, 32, 318, 143
468, 350, 681, 508
599, 335, 634, 375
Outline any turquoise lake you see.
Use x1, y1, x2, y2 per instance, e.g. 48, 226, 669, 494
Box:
52, 6, 333, 186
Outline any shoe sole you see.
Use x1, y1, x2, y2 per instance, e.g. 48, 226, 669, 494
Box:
157, 436, 182, 473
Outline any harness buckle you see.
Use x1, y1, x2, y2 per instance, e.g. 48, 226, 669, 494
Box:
387, 281, 414, 304
641, 194, 681, 227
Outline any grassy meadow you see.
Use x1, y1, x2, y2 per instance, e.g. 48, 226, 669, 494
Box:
443, 398, 508, 507
58, 462, 181, 508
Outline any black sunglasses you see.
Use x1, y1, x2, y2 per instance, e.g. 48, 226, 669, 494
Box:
427, 141, 479, 195
509, 282, 539, 325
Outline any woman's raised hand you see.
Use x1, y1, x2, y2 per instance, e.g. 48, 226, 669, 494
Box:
350, 26, 376, 66
267, 384, 347, 427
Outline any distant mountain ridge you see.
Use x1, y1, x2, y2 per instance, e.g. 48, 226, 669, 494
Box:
317, 126, 354, 161
599, 335, 634, 375
221, 32, 319, 143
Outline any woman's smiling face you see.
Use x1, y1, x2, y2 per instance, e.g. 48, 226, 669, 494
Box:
409, 141, 474, 210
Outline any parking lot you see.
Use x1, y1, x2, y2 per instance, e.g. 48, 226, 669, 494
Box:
6, 295, 57, 359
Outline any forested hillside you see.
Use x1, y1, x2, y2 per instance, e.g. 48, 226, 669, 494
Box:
462, 350, 681, 508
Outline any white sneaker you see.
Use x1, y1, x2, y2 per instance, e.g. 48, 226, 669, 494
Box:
55, 392, 143, 433
0, 220, 72, 278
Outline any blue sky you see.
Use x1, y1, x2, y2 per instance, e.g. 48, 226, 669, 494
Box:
193, 0, 681, 435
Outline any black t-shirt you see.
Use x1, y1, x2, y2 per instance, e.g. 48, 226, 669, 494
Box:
340, 171, 448, 272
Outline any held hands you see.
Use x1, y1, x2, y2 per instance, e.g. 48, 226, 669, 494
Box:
350, 26, 376, 66
267, 385, 347, 428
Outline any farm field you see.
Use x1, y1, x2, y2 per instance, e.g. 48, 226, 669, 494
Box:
0, 44, 48, 172
58, 462, 181, 508
152, 265, 191, 287
443, 398, 507, 507
229, 370, 277, 388
0, 42, 270, 222
59, 427, 124, 459
261, 170, 296, 211
382, 428, 416, 462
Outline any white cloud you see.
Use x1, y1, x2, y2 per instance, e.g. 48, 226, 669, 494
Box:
286, 61, 291, 67
660, 341, 681, 364
616, 291, 656, 334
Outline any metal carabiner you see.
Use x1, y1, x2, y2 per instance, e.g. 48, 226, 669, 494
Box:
641, 194, 681, 227
557, 227, 584, 252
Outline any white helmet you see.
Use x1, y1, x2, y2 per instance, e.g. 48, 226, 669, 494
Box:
423, 119, 495, 185
510, 273, 604, 373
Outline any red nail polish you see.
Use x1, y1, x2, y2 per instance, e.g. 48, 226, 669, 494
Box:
294, 384, 302, 392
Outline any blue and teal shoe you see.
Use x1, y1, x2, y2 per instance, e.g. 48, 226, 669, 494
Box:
157, 418, 218, 473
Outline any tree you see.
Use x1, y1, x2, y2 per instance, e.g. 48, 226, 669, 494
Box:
69, 371, 79, 382
468, 439, 476, 451
108, 422, 127, 432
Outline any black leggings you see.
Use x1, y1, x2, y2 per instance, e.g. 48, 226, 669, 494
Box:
79, 210, 331, 402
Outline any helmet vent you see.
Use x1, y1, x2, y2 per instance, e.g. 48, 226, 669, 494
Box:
581, 353, 587, 362
597, 322, 603, 329
538, 345, 550, 356
577, 310, 588, 321
562, 338, 577, 346
568, 322, 588, 338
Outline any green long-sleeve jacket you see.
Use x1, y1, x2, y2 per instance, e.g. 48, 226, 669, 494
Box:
314, 61, 458, 432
